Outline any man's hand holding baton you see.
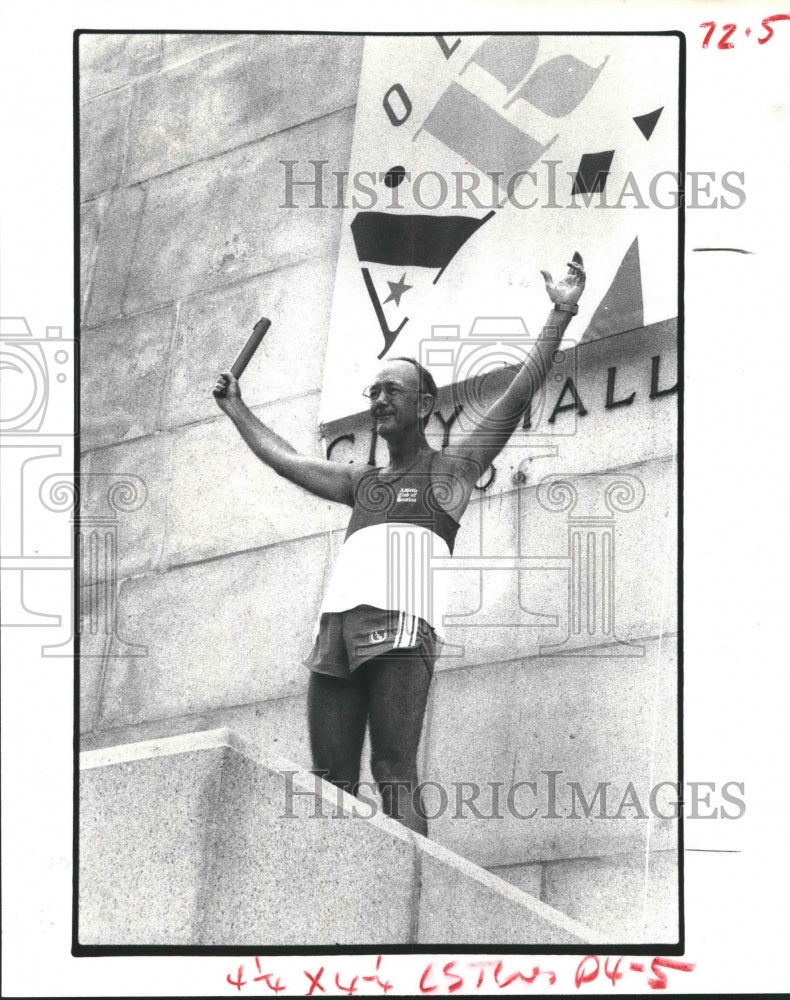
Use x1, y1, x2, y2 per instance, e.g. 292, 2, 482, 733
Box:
213, 316, 271, 412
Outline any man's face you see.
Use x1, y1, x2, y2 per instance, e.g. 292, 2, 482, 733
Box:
365, 360, 430, 439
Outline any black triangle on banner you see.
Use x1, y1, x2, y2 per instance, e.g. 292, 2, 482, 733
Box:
633, 106, 663, 141
583, 237, 644, 341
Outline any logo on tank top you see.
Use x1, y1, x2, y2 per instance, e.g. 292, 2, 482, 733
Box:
397, 487, 418, 503
369, 630, 387, 644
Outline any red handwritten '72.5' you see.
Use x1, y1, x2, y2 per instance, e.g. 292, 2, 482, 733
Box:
700, 14, 790, 48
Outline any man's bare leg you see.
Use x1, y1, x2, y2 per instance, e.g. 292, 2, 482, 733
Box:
361, 652, 432, 836
307, 671, 368, 798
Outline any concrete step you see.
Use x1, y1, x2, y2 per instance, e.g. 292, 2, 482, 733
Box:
79, 728, 604, 946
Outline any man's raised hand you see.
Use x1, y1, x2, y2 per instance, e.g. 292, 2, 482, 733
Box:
539, 251, 586, 308
213, 370, 241, 412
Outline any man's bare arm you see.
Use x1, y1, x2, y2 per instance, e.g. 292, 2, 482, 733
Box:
213, 371, 358, 505
447, 253, 586, 480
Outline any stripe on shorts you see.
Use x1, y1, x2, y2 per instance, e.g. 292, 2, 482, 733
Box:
394, 611, 418, 648
394, 611, 405, 648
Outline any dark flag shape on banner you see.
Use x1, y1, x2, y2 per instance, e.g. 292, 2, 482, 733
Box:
351, 209, 496, 356
351, 211, 495, 274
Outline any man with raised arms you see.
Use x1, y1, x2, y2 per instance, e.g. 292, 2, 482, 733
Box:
213, 252, 586, 835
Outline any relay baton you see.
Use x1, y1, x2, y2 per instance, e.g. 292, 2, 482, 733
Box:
230, 317, 271, 379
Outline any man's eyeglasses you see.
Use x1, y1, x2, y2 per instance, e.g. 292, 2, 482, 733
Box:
362, 381, 422, 401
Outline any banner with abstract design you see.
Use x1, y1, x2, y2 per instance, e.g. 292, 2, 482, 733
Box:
320, 33, 679, 424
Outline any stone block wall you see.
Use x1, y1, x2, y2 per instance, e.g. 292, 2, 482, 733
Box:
79, 33, 679, 942
79, 30, 361, 733
79, 730, 601, 945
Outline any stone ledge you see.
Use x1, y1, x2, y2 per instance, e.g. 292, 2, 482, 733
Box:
79, 728, 601, 946
415, 834, 597, 946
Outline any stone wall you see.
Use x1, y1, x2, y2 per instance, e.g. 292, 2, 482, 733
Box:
80, 730, 603, 946
79, 33, 679, 943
